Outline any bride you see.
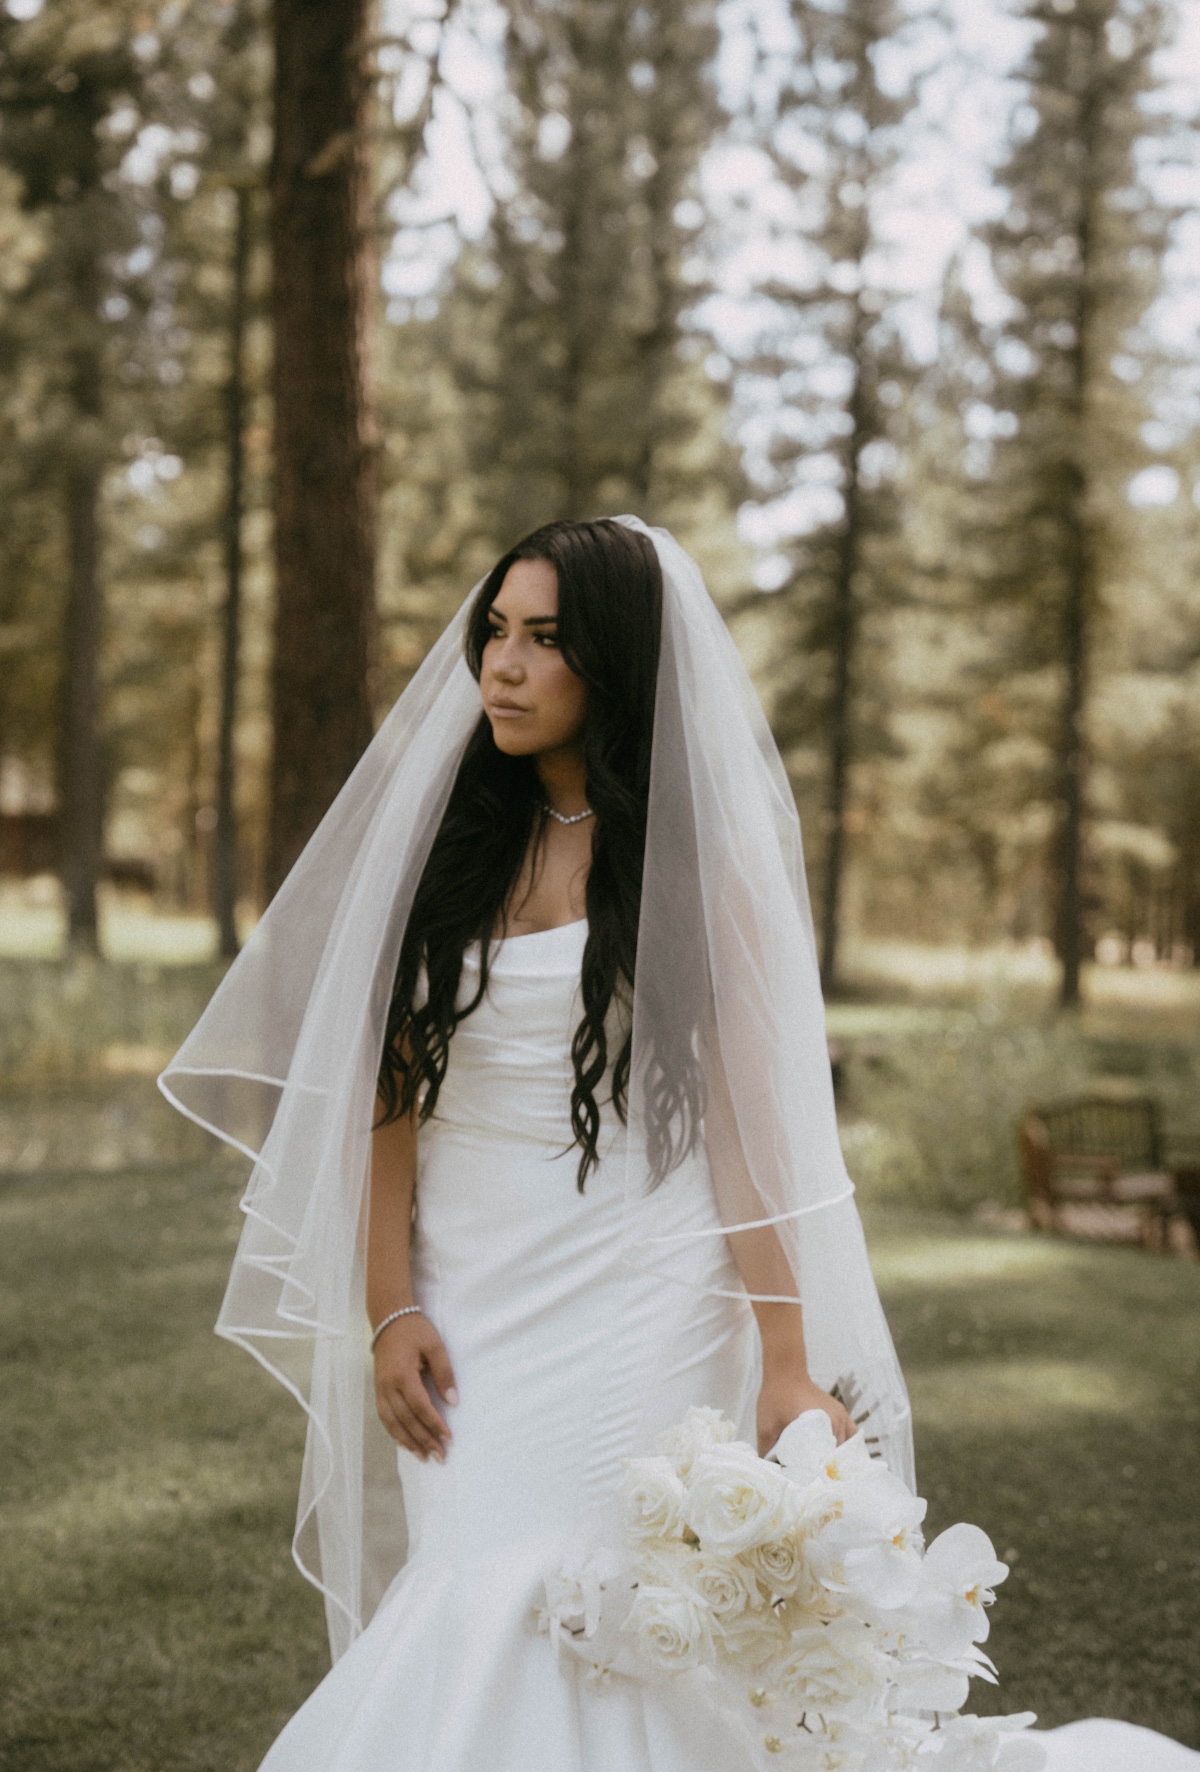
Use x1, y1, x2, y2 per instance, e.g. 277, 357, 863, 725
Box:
161, 518, 1196, 1771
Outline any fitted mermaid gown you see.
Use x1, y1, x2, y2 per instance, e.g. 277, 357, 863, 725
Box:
258, 920, 1198, 1772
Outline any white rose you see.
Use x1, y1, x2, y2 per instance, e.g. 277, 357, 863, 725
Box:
633, 1538, 700, 1591
690, 1549, 765, 1624
656, 1405, 737, 1479
745, 1527, 811, 1599
685, 1444, 797, 1555
709, 1594, 788, 1670
621, 1583, 712, 1674
619, 1455, 689, 1541
775, 1616, 891, 1721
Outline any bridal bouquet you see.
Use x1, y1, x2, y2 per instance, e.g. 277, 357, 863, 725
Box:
539, 1406, 1044, 1771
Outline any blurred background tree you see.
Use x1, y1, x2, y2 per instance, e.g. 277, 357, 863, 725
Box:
979, 0, 1182, 1005
737, 0, 919, 991
0, 0, 1197, 999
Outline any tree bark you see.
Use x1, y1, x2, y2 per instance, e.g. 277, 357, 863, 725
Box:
214, 183, 252, 957
266, 0, 378, 897
1053, 483, 1089, 1006
59, 186, 105, 953
819, 302, 868, 995
59, 452, 104, 950
1053, 147, 1099, 1010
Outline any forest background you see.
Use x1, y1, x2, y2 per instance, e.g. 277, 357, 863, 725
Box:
2, 5, 1199, 1764
3, 0, 1200, 1006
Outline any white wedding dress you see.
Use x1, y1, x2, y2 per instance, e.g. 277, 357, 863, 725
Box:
258, 920, 1198, 1772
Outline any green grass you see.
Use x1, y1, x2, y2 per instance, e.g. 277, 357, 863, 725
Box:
869, 1210, 1200, 1744
1, 1171, 1197, 1769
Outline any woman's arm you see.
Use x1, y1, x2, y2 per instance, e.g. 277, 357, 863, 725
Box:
725, 1221, 855, 1456
368, 1100, 457, 1462
701, 1035, 855, 1456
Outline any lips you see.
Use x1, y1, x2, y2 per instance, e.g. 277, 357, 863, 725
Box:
489, 700, 530, 716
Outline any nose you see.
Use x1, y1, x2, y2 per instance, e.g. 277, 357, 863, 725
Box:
491, 635, 524, 682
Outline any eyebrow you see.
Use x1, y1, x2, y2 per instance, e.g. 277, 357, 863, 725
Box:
487, 611, 558, 626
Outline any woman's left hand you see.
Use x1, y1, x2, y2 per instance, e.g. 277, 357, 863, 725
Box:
756, 1369, 856, 1459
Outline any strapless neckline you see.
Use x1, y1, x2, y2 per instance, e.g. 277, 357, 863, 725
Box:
498, 919, 587, 943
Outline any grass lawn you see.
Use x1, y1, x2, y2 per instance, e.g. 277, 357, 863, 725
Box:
1, 1167, 1197, 1770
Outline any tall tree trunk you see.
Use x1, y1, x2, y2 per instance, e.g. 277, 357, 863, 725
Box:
266, 0, 377, 897
819, 311, 867, 995
214, 183, 252, 957
1054, 173, 1098, 1010
59, 452, 103, 951
1054, 486, 1089, 1005
59, 190, 105, 953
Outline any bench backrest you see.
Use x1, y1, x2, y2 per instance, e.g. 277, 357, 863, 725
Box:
1030, 1096, 1162, 1168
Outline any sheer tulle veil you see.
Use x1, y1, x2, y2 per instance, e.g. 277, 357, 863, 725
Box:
159, 516, 912, 1661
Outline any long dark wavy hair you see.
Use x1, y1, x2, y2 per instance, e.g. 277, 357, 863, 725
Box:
376, 518, 664, 1189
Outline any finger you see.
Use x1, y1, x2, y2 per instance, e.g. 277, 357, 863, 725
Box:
424, 1339, 459, 1409
380, 1380, 433, 1457
393, 1392, 442, 1461
377, 1396, 421, 1455
403, 1373, 452, 1446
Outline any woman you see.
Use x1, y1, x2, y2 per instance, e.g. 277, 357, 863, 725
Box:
161, 519, 1195, 1771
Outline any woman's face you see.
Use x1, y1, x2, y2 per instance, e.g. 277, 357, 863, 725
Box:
480, 558, 588, 758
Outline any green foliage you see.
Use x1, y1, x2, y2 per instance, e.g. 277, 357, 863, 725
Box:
841, 1005, 1100, 1210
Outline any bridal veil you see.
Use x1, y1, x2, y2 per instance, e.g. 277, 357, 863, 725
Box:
159, 516, 912, 1660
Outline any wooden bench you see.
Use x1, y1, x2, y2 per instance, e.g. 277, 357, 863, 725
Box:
1018, 1096, 1200, 1250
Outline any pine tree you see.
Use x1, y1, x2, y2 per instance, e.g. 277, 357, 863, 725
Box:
476, 0, 729, 539
742, 0, 918, 991
0, 3, 148, 947
983, 0, 1178, 1004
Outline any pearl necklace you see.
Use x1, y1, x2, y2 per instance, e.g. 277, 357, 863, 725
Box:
543, 803, 595, 827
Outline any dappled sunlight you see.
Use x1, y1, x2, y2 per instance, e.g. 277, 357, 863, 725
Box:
0, 881, 255, 965
868, 1230, 1082, 1292
12, 1447, 284, 1548
841, 936, 1200, 1025
910, 1358, 1132, 1431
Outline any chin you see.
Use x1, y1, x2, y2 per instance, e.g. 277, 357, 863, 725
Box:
488, 721, 542, 757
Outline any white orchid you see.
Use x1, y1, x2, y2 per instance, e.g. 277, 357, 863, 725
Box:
808, 1473, 928, 1612
770, 1409, 840, 1483
773, 1712, 891, 1771
538, 1547, 637, 1672
773, 1411, 880, 1491
886, 1656, 971, 1716
909, 1525, 1009, 1659
686, 1442, 798, 1555
926, 1713, 1045, 1772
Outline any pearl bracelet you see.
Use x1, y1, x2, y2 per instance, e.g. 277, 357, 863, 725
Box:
370, 1304, 424, 1351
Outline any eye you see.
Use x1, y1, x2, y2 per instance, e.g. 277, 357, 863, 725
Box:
534, 631, 559, 647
